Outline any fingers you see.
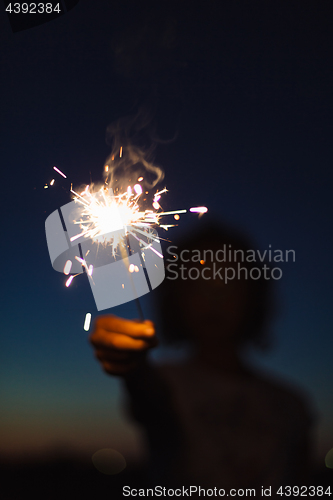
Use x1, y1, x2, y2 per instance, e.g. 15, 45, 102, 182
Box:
90, 330, 157, 351
94, 315, 155, 338
90, 314, 157, 351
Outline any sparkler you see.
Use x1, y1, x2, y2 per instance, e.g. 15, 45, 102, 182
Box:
46, 156, 207, 327
52, 173, 205, 266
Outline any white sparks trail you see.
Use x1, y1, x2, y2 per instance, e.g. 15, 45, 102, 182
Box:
53, 166, 67, 178
148, 246, 163, 259
46, 164, 207, 292
75, 255, 91, 275
157, 209, 187, 216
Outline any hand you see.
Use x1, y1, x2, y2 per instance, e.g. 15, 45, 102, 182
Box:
89, 314, 157, 376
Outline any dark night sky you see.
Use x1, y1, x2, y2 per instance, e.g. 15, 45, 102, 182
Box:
0, 0, 333, 465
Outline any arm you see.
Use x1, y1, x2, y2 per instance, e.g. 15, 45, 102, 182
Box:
89, 314, 180, 432
89, 315, 184, 482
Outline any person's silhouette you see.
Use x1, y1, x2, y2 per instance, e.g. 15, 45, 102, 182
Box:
90, 220, 314, 493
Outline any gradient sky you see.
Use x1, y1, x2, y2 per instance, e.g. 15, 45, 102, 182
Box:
0, 0, 332, 465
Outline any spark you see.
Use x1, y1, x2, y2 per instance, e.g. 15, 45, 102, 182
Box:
83, 313, 92, 331
155, 188, 168, 196
66, 275, 74, 287
138, 177, 143, 182
75, 255, 91, 275
190, 206, 208, 213
174, 214, 180, 220
75, 256, 86, 265
63, 260, 72, 275
80, 185, 90, 196
119, 146, 123, 157
134, 184, 142, 195
149, 246, 163, 258
50, 179, 55, 186
53, 166, 67, 179
129, 264, 135, 273
158, 210, 187, 216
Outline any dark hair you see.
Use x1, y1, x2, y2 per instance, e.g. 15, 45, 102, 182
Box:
154, 217, 276, 350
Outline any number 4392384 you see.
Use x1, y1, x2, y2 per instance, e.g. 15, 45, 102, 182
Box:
6, 3, 61, 14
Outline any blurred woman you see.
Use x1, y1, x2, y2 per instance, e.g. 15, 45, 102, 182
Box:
89, 219, 314, 493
